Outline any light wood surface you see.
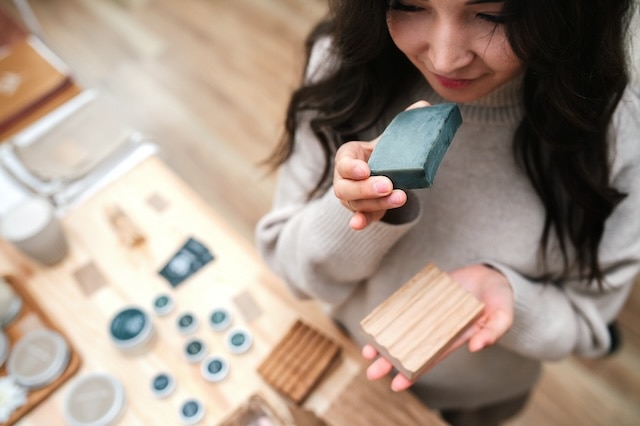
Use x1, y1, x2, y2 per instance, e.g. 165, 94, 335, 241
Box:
105, 204, 146, 247
0, 156, 441, 425
0, 0, 639, 425
322, 370, 446, 426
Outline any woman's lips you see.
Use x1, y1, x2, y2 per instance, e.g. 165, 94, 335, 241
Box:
435, 74, 473, 89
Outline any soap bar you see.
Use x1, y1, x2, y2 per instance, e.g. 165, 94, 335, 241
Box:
368, 103, 462, 189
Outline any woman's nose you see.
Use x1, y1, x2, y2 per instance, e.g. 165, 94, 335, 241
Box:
424, 24, 474, 74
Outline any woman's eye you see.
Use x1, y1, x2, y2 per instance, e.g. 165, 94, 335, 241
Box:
389, 1, 423, 12
477, 13, 507, 24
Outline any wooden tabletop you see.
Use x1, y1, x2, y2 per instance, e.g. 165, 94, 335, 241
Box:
1, 156, 444, 425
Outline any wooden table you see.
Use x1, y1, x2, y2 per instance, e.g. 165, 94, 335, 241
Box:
0, 156, 444, 425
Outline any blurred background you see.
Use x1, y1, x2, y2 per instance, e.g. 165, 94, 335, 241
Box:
1, 1, 639, 425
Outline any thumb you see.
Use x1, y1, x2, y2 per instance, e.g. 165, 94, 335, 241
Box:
406, 100, 431, 110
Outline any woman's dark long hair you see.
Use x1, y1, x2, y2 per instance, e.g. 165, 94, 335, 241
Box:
268, 0, 636, 287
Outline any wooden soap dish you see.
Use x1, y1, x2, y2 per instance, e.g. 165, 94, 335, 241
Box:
257, 319, 341, 404
0, 275, 82, 426
360, 263, 484, 381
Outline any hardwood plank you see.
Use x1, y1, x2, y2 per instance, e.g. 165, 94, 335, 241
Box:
322, 370, 447, 426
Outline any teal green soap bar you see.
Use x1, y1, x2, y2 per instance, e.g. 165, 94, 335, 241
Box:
368, 103, 462, 189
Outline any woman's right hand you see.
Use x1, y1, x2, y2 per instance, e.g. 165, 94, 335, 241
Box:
333, 100, 430, 230
333, 140, 406, 230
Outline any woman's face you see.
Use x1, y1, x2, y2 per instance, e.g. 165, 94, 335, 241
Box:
387, 0, 523, 103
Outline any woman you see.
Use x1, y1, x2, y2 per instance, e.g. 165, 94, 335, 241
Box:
256, 0, 639, 424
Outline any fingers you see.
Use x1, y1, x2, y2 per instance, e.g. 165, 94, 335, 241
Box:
363, 346, 415, 392
366, 356, 393, 381
334, 141, 393, 207
367, 360, 414, 392
347, 192, 406, 230
340, 189, 407, 214
334, 175, 394, 203
390, 373, 414, 392
362, 345, 392, 381
362, 344, 378, 360
334, 156, 370, 182
334, 140, 375, 177
333, 140, 407, 231
348, 211, 369, 231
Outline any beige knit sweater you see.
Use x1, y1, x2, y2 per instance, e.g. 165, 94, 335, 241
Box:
255, 39, 640, 409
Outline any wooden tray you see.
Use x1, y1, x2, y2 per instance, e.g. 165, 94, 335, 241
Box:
257, 319, 341, 404
0, 274, 81, 425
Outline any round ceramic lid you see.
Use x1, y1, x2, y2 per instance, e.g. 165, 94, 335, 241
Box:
150, 372, 175, 398
183, 338, 207, 363
208, 308, 231, 332
109, 306, 153, 350
200, 355, 229, 383
7, 329, 70, 388
176, 312, 198, 335
178, 398, 205, 425
152, 294, 174, 317
64, 373, 126, 426
225, 328, 252, 354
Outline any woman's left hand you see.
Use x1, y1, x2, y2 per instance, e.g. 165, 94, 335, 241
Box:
362, 263, 514, 391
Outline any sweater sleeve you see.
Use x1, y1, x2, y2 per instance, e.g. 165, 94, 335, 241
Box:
255, 39, 420, 305
485, 86, 640, 360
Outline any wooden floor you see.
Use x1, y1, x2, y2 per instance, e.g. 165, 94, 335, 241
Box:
3, 1, 639, 425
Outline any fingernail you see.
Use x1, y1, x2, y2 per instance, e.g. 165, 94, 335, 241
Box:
373, 180, 391, 194
389, 191, 404, 205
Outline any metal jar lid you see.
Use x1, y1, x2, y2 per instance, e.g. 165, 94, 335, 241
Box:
183, 338, 208, 363
109, 306, 154, 351
64, 373, 126, 426
150, 372, 175, 398
225, 328, 252, 354
152, 294, 174, 317
200, 355, 229, 383
176, 312, 198, 335
7, 328, 70, 389
178, 398, 205, 425
208, 308, 231, 332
